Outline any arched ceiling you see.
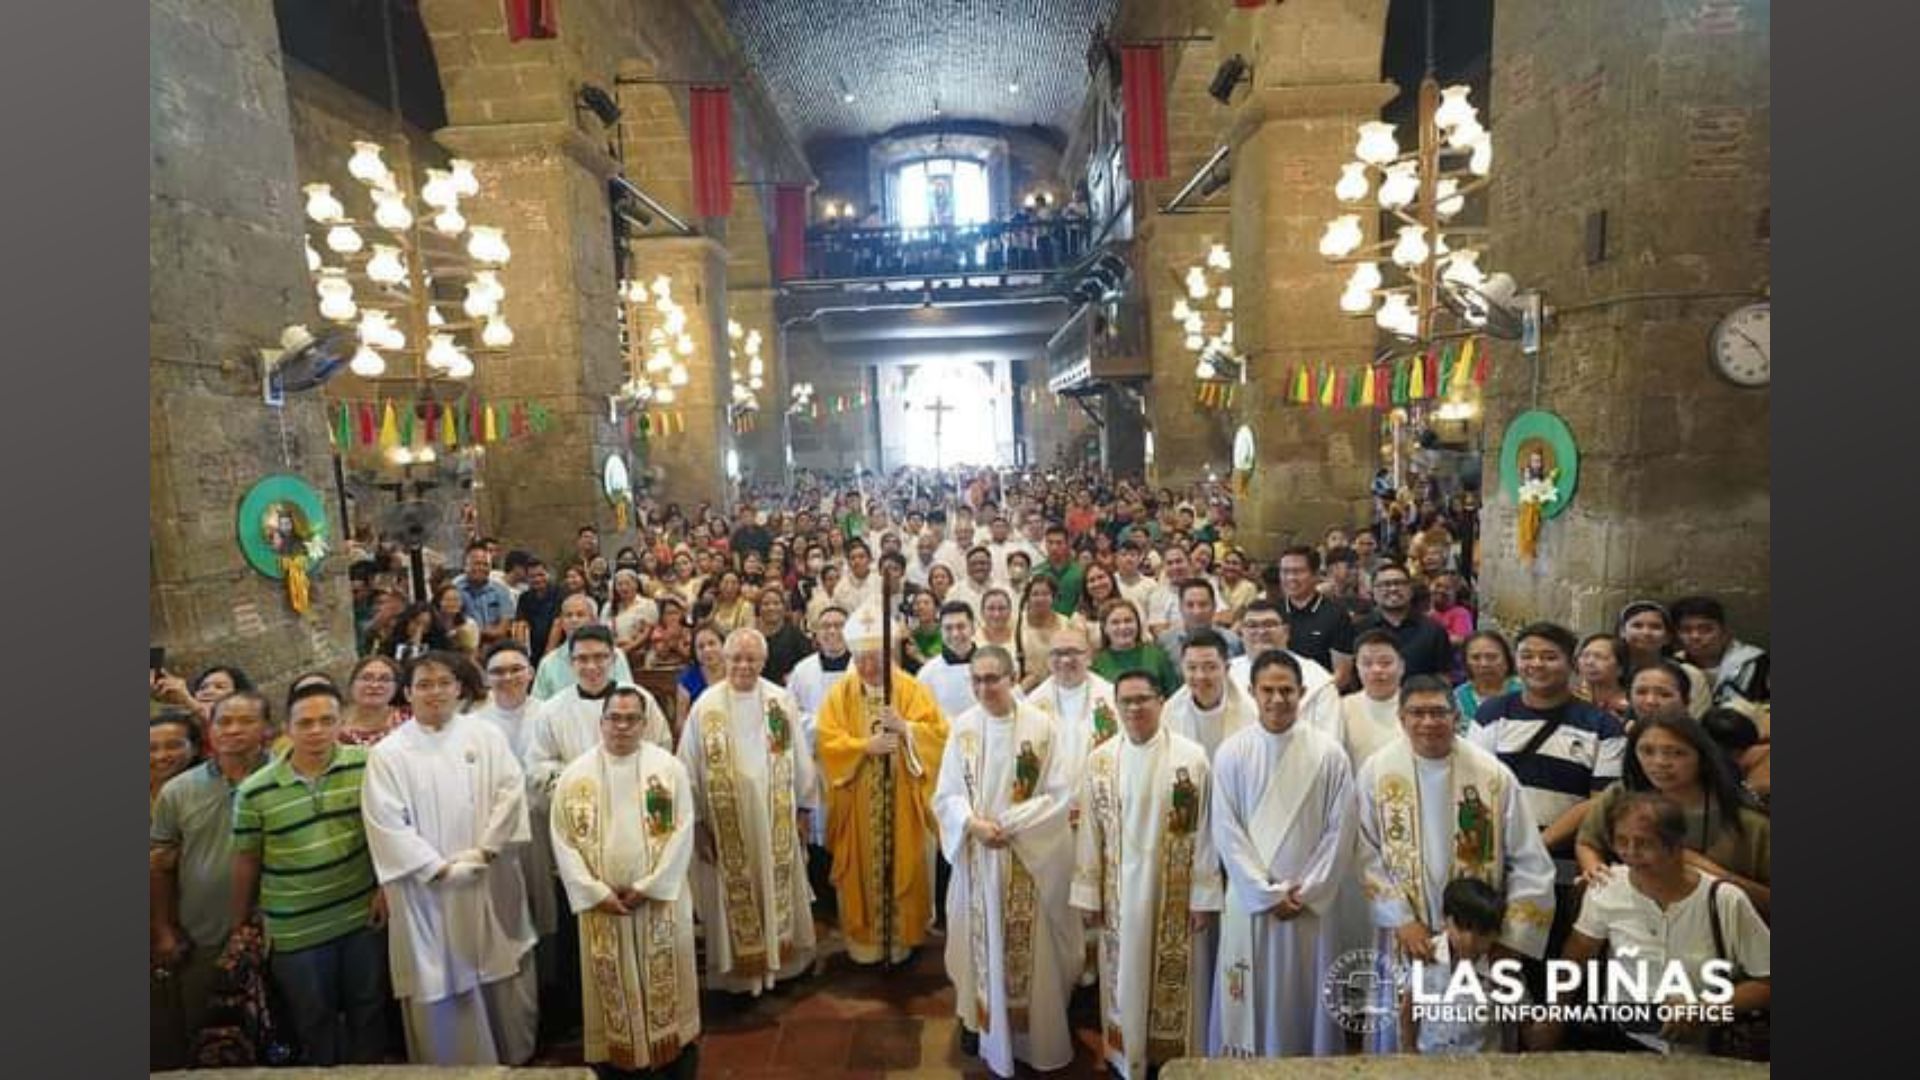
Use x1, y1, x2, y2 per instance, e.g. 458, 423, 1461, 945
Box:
718, 0, 1121, 145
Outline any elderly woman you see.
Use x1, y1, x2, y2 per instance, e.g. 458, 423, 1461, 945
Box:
1617, 601, 1712, 718
601, 567, 658, 665
1453, 629, 1521, 727
1576, 632, 1633, 718
1563, 792, 1770, 1056
340, 654, 407, 746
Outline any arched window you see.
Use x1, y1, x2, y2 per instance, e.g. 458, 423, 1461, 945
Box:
893, 158, 991, 229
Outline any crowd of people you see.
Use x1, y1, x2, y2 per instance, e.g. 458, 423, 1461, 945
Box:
149, 465, 1771, 1075
807, 196, 1093, 279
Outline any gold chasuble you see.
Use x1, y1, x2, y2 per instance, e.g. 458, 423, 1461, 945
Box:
817, 667, 949, 963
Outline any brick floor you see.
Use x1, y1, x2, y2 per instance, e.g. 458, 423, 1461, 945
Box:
531, 926, 1109, 1078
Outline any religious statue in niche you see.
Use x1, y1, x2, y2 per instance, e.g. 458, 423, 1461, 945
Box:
236, 475, 330, 615
1497, 410, 1580, 565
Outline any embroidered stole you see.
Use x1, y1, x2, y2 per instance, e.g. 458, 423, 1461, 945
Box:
1215, 727, 1332, 1056
1366, 741, 1506, 928
560, 753, 685, 1068
961, 715, 1046, 1034
1088, 735, 1198, 1070
700, 684, 798, 978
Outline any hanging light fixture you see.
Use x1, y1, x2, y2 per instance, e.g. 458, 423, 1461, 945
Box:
1391, 225, 1430, 268
316, 269, 357, 322
481, 315, 515, 348
1335, 162, 1370, 203
348, 141, 391, 187
420, 169, 460, 210
325, 224, 364, 255
466, 225, 511, 265
365, 245, 407, 285
1319, 215, 1365, 258
349, 343, 387, 377
432, 205, 467, 236
371, 188, 413, 231
1354, 122, 1400, 165
448, 158, 481, 197
303, 183, 345, 224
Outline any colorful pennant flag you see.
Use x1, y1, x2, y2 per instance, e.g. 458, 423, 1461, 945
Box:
1318, 364, 1337, 407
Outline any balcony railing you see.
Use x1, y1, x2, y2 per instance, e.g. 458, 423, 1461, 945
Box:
802, 218, 1094, 281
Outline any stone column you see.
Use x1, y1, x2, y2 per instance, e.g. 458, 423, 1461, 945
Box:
1477, 0, 1770, 634
151, 0, 356, 690
1140, 212, 1235, 488
433, 121, 630, 559
628, 236, 737, 509
728, 284, 786, 485
1224, 0, 1393, 556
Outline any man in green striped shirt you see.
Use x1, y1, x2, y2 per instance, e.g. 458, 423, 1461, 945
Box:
232, 682, 388, 1065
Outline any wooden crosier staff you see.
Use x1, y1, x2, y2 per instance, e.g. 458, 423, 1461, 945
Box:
877, 570, 897, 968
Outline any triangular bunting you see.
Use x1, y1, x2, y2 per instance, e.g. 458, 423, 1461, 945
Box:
334, 403, 351, 447
378, 401, 400, 448
398, 402, 415, 446
1319, 364, 1337, 407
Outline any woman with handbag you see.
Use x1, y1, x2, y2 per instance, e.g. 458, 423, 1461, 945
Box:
1563, 792, 1770, 1058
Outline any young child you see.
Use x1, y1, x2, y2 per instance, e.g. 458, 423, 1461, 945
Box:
1400, 877, 1517, 1054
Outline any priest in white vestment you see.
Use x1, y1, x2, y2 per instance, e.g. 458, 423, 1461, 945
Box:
1209, 652, 1357, 1058
1162, 629, 1257, 759
934, 646, 1083, 1078
1228, 600, 1340, 740
1026, 624, 1115, 987
785, 607, 850, 849
469, 644, 561, 987
1353, 675, 1557, 1054
914, 601, 982, 722
362, 652, 539, 1065
550, 687, 701, 1074
1071, 670, 1223, 1080
678, 629, 818, 994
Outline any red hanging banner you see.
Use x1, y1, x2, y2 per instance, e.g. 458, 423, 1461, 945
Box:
689, 86, 734, 218
774, 183, 807, 281
1120, 46, 1170, 182
1234, 0, 1268, 7
504, 0, 558, 42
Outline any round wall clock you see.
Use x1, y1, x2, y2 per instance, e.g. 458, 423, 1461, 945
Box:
1709, 301, 1770, 388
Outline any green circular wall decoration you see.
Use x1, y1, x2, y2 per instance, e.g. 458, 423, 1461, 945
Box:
1498, 410, 1579, 520
236, 474, 329, 579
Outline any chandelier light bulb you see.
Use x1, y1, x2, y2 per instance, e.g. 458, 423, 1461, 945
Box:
325, 224, 364, 255
481, 315, 515, 348
1171, 299, 1193, 322
348, 141, 389, 186
1355, 121, 1400, 166
426, 333, 462, 370
357, 309, 391, 346
1340, 287, 1376, 314
651, 275, 673, 300
1319, 215, 1365, 258
449, 159, 481, 197
365, 245, 407, 285
676, 335, 694, 357
1216, 286, 1234, 311
1470, 132, 1493, 176
1335, 162, 1370, 203
1435, 178, 1465, 220
1378, 162, 1420, 210
421, 169, 460, 210
446, 350, 475, 379
1390, 225, 1431, 268
1348, 261, 1384, 293
664, 308, 688, 336
656, 386, 677, 405
1375, 293, 1418, 336
669, 365, 691, 387
1448, 116, 1486, 151
305, 240, 321, 272
432, 205, 467, 236
1433, 86, 1477, 132
371, 189, 414, 231
648, 349, 673, 374
316, 271, 356, 322
749, 357, 765, 377
427, 305, 446, 327
348, 344, 386, 378
1187, 276, 1210, 301
466, 225, 511, 265
1443, 249, 1487, 288
728, 320, 744, 340
745, 330, 762, 352
463, 281, 499, 319
1184, 333, 1205, 351
749, 376, 764, 391
1222, 322, 1234, 346
1183, 313, 1204, 335
473, 269, 505, 303
303, 183, 345, 224
1207, 244, 1231, 271
1196, 359, 1217, 380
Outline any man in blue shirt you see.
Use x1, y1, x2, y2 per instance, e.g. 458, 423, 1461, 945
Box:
456, 541, 516, 647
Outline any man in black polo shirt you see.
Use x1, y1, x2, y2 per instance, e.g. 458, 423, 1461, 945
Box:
1274, 545, 1356, 689
1353, 563, 1453, 677
511, 560, 561, 663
